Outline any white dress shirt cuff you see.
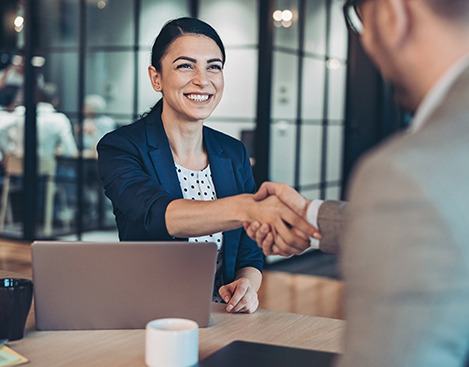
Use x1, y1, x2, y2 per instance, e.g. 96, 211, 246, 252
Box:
306, 199, 324, 249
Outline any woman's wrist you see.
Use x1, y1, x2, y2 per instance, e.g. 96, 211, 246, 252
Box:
235, 267, 262, 292
230, 194, 255, 224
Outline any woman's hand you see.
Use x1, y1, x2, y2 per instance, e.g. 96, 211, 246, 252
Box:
218, 267, 262, 314
242, 194, 316, 255
218, 277, 259, 314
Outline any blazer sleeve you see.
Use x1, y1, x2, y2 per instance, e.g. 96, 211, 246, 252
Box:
337, 154, 469, 367
234, 143, 264, 274
97, 128, 175, 240
317, 200, 347, 255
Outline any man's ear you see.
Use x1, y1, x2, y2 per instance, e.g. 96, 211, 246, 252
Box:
387, 0, 411, 47
148, 65, 162, 92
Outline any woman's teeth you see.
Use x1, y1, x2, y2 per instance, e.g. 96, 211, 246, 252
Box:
186, 94, 210, 102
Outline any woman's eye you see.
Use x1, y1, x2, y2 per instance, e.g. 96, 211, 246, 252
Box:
208, 64, 222, 71
176, 63, 193, 70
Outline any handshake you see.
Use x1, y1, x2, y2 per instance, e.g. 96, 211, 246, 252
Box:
242, 182, 322, 257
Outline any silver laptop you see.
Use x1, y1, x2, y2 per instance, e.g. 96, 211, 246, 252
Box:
31, 241, 218, 330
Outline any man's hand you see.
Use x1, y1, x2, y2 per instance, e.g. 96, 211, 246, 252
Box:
254, 182, 311, 217
218, 277, 259, 313
245, 182, 322, 256
243, 194, 317, 255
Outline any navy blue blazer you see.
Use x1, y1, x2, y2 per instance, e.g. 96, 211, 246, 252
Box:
97, 106, 263, 284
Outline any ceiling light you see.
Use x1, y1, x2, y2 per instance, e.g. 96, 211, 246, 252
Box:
273, 10, 283, 22
282, 10, 293, 22
326, 59, 341, 70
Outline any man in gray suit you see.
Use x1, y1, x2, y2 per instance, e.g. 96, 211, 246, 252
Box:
246, 0, 469, 365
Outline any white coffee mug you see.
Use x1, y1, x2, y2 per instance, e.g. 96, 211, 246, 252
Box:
145, 318, 199, 367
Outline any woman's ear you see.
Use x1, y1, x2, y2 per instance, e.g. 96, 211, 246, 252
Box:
148, 65, 162, 93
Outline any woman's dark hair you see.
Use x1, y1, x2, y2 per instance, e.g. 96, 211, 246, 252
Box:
142, 17, 226, 119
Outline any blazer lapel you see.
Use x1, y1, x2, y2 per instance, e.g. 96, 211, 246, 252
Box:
204, 128, 238, 199
145, 111, 183, 200
204, 128, 240, 283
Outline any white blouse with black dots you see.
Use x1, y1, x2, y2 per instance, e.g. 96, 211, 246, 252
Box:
175, 163, 224, 302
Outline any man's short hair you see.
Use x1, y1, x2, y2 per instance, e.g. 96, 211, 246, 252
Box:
348, 0, 469, 21
40, 83, 58, 105
427, 0, 469, 21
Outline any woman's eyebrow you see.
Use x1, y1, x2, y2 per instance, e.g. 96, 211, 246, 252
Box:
173, 56, 196, 63
207, 58, 223, 64
173, 56, 223, 64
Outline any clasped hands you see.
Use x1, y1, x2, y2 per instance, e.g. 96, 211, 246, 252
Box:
243, 182, 321, 257
217, 182, 321, 314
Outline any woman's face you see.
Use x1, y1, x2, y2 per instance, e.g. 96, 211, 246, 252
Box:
149, 34, 224, 123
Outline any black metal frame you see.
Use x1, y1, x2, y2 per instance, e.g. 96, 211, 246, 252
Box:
253, 0, 275, 186
319, 0, 333, 199
23, 0, 38, 240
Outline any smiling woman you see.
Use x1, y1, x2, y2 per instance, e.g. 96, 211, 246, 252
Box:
97, 18, 317, 315
148, 34, 225, 130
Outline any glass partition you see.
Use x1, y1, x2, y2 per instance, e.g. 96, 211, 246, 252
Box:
0, 0, 348, 240
270, 0, 348, 202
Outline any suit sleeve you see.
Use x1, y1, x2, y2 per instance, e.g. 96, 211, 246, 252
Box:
317, 200, 346, 255
234, 143, 264, 274
337, 155, 469, 367
97, 130, 175, 239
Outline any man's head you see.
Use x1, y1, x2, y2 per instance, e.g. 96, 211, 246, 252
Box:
344, 0, 469, 112
40, 83, 59, 107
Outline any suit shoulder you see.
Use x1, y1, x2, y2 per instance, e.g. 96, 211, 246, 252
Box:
204, 125, 247, 152
99, 116, 147, 147
204, 125, 242, 143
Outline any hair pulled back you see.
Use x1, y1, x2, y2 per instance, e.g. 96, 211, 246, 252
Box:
143, 17, 226, 118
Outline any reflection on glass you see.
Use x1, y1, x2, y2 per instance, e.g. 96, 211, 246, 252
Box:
326, 125, 344, 182
326, 59, 341, 70
272, 52, 298, 119
300, 188, 321, 201
328, 0, 349, 59
210, 49, 258, 120
304, 0, 327, 55
269, 120, 296, 186
325, 185, 341, 200
200, 0, 258, 46
299, 124, 322, 186
86, 51, 134, 115
273, 0, 299, 49
38, 0, 79, 48
43, 52, 79, 113
327, 63, 347, 120
86, 0, 133, 47
139, 0, 190, 47
301, 58, 325, 120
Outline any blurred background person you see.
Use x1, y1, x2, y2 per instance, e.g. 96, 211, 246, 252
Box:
0, 50, 44, 112
0, 51, 24, 111
79, 94, 116, 158
8, 83, 77, 159
0, 83, 77, 231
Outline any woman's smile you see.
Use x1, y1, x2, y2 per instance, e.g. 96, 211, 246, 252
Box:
185, 93, 213, 103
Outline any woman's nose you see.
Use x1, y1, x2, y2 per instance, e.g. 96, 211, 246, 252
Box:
192, 68, 210, 87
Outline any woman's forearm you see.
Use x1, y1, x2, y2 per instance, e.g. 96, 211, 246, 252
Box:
165, 192, 318, 243
165, 194, 253, 237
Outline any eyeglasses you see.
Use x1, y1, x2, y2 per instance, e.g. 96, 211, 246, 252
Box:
343, 0, 364, 35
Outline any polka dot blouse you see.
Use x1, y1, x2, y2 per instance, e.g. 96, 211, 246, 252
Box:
175, 163, 224, 302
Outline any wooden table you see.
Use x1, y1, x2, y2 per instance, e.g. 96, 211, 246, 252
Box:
1, 271, 345, 366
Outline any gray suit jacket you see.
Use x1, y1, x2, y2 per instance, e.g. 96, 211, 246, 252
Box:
317, 65, 469, 367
